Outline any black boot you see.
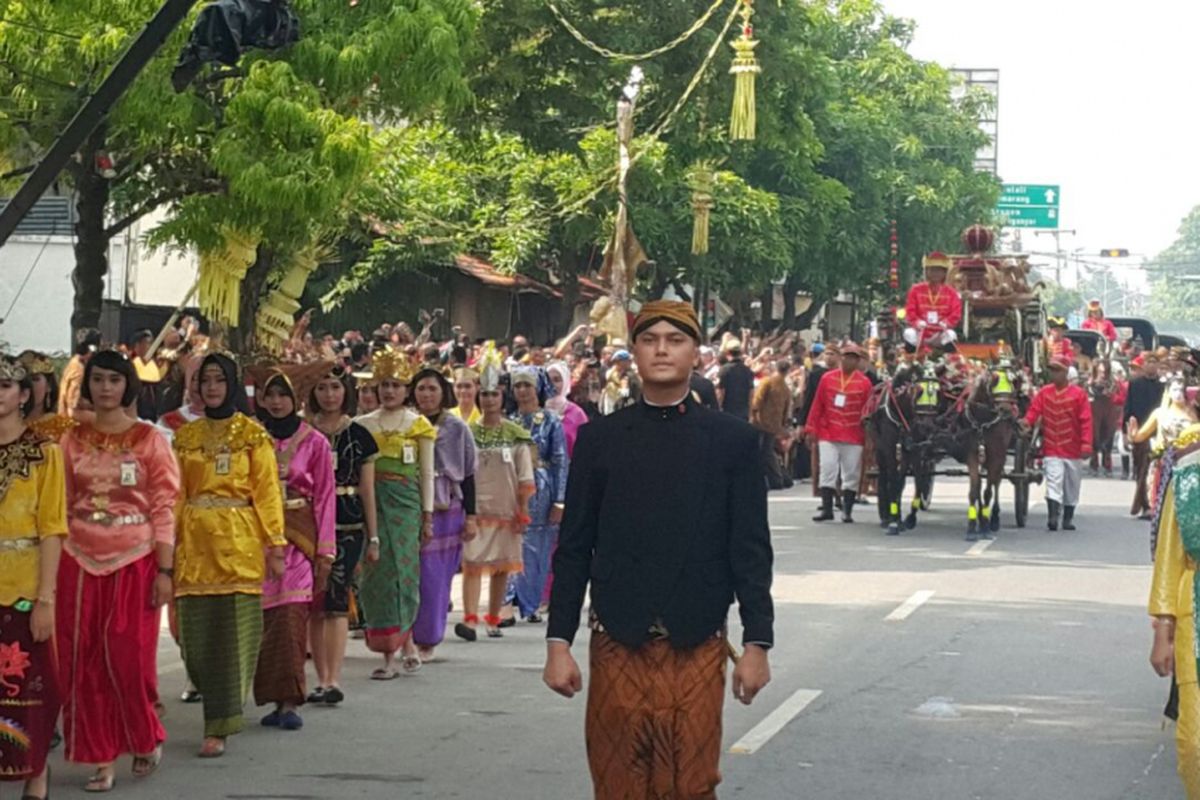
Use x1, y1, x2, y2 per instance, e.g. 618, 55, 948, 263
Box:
1062, 505, 1076, 531
1047, 499, 1060, 532
813, 489, 835, 522
842, 491, 857, 523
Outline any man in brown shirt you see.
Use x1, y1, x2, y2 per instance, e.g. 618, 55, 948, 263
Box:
752, 360, 793, 490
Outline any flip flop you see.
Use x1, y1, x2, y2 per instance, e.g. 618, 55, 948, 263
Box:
401, 654, 422, 674
198, 737, 225, 759
370, 667, 400, 681
132, 745, 162, 777
84, 769, 115, 793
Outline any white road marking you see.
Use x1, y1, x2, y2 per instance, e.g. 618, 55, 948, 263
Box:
729, 688, 822, 755
884, 590, 936, 621
965, 538, 995, 556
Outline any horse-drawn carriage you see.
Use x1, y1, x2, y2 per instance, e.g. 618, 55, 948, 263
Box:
867, 225, 1046, 537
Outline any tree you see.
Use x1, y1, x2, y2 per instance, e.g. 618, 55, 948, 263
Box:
0, 0, 476, 347
1148, 205, 1200, 335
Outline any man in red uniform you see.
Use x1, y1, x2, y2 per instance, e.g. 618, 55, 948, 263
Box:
1044, 317, 1074, 365
1022, 360, 1093, 531
1081, 299, 1118, 343
903, 252, 962, 354
806, 342, 873, 523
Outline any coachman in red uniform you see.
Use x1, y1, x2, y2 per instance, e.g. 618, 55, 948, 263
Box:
807, 343, 873, 523
903, 252, 962, 354
1023, 360, 1093, 531
1081, 299, 1118, 343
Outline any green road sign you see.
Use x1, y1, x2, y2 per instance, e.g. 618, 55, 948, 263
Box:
997, 184, 1060, 229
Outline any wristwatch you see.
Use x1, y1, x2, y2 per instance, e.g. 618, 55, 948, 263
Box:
157, 567, 174, 577
369, 536, 381, 545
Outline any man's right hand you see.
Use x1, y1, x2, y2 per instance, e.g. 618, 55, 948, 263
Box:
544, 642, 583, 698
1151, 622, 1175, 677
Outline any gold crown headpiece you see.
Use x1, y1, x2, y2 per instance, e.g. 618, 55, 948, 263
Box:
0, 357, 29, 382
17, 351, 55, 375
371, 347, 414, 383
477, 341, 504, 392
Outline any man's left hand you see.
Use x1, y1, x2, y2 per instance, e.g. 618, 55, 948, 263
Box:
549, 504, 564, 525
732, 644, 771, 706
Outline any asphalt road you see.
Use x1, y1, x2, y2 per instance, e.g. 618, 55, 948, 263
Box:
36, 474, 1184, 799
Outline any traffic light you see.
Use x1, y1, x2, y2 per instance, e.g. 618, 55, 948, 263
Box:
1100, 249, 1130, 258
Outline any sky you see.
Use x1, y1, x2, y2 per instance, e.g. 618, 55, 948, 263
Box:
883, 0, 1200, 289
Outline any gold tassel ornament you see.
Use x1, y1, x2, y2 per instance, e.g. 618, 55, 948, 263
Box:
729, 0, 760, 141
256, 244, 325, 354
688, 162, 716, 256
198, 228, 259, 327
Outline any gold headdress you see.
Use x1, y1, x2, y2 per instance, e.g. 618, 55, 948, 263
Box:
371, 347, 414, 384
477, 342, 504, 392
0, 358, 28, 382
17, 351, 54, 376
452, 366, 480, 384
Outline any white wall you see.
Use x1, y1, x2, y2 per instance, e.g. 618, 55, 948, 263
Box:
0, 207, 197, 353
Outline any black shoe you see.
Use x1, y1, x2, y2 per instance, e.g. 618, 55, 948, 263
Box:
454, 622, 477, 642
1062, 506, 1076, 531
49, 728, 62, 751
1047, 499, 1060, 532
306, 686, 326, 704
813, 489, 835, 522
841, 491, 857, 523
323, 686, 345, 705
525, 613, 543, 624
181, 689, 203, 704
498, 616, 516, 629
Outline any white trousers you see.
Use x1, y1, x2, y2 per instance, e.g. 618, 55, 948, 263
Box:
1044, 457, 1082, 506
903, 327, 958, 347
819, 440, 863, 491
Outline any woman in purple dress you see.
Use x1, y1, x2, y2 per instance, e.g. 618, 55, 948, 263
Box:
410, 368, 477, 662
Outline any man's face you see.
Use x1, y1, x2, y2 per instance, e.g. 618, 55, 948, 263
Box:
842, 354, 861, 373
513, 336, 529, 351
134, 338, 151, 359
633, 321, 696, 387
928, 267, 948, 286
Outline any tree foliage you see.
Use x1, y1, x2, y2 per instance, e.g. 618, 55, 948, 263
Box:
1148, 205, 1200, 334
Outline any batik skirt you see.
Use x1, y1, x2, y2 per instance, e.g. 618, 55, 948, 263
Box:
0, 603, 59, 782
360, 469, 421, 655
177, 594, 262, 738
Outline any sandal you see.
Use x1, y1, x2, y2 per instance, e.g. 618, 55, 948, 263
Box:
484, 613, 504, 639
132, 745, 162, 777
84, 767, 115, 793
198, 737, 225, 759
455, 614, 479, 642
401, 654, 422, 674
370, 667, 399, 681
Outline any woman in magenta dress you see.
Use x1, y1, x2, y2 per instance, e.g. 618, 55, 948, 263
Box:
410, 368, 477, 662
545, 361, 588, 458
254, 372, 336, 731
58, 351, 181, 791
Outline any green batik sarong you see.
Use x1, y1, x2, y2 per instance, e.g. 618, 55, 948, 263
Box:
360, 456, 422, 655
1173, 448, 1200, 682
177, 594, 262, 738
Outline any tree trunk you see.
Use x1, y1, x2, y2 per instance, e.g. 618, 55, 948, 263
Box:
230, 246, 275, 354
70, 127, 111, 337
781, 273, 802, 329
559, 265, 579, 338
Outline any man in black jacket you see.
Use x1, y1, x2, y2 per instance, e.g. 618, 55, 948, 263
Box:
1125, 354, 1164, 518
544, 299, 773, 800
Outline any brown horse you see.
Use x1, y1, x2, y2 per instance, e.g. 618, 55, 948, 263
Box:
1089, 361, 1121, 476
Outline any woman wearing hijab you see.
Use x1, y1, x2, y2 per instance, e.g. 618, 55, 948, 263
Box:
545, 361, 588, 458
0, 354, 66, 800
410, 368, 477, 662
254, 372, 336, 730
509, 367, 568, 623
172, 353, 286, 758
58, 350, 181, 791
355, 348, 436, 678
308, 367, 379, 704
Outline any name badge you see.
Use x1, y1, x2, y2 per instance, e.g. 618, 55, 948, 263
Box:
119, 460, 138, 487
215, 452, 231, 475
834, 393, 847, 409
331, 448, 339, 472
402, 444, 416, 465
926, 311, 939, 324
502, 446, 514, 464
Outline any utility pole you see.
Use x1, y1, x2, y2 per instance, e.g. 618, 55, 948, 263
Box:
1033, 229, 1077, 286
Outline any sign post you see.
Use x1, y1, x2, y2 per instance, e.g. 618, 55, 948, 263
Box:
997, 184, 1060, 229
